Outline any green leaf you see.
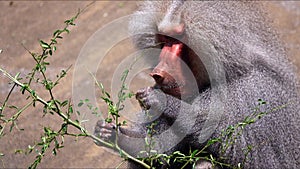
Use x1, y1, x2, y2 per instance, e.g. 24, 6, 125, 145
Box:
207, 138, 221, 145
68, 106, 73, 114
52, 148, 57, 156
45, 82, 53, 90
121, 69, 129, 81
53, 29, 62, 37
64, 19, 71, 24
15, 149, 23, 154
77, 102, 83, 107
8, 105, 18, 110
39, 40, 50, 49
51, 38, 57, 44
14, 72, 20, 79
60, 100, 68, 107
101, 97, 111, 104
21, 84, 28, 94
9, 122, 15, 132
41, 65, 47, 73
43, 61, 50, 65
105, 92, 111, 98
105, 118, 112, 123
191, 150, 198, 158
64, 29, 70, 34
173, 151, 185, 156
99, 83, 104, 89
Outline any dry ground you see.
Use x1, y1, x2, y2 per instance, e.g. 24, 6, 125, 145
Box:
0, 1, 299, 168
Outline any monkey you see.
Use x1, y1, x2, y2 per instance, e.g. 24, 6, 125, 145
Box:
94, 1, 300, 169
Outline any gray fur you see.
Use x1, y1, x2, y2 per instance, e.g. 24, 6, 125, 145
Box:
95, 1, 300, 168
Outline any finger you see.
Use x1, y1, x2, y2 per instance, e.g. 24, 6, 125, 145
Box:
136, 87, 150, 100
101, 133, 112, 139
96, 120, 105, 127
138, 99, 150, 110
100, 128, 112, 134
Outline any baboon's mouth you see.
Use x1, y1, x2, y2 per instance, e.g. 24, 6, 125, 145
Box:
156, 35, 186, 94
160, 84, 184, 92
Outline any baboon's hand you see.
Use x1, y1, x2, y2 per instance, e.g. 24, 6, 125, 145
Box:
136, 87, 167, 112
94, 120, 116, 146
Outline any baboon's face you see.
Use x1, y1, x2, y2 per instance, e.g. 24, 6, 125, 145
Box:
134, 1, 211, 99
149, 34, 208, 99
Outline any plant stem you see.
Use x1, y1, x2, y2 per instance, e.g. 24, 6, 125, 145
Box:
0, 83, 16, 115
0, 67, 150, 169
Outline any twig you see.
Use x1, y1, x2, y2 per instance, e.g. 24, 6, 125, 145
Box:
0, 83, 16, 115
0, 67, 150, 168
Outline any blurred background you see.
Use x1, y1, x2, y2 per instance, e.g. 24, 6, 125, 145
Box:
0, 1, 299, 168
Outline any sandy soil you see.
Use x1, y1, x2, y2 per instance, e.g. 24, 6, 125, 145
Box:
0, 1, 299, 168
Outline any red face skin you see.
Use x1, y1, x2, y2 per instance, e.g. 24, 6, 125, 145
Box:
150, 21, 210, 99
150, 42, 195, 99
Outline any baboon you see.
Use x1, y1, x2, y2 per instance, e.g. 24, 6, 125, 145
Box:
95, 1, 300, 169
